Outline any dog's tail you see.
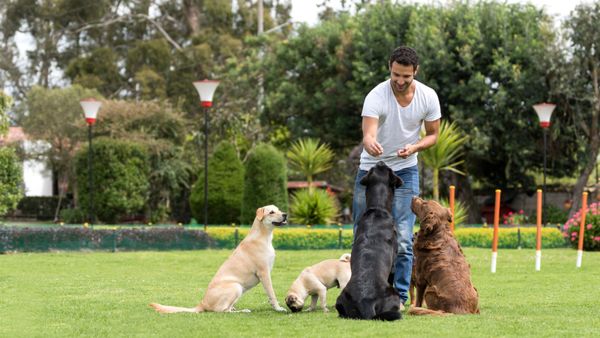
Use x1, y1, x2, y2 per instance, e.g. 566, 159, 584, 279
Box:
339, 253, 351, 262
149, 303, 204, 314
407, 306, 450, 316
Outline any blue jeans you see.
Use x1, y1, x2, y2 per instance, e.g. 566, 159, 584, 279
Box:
351, 165, 419, 304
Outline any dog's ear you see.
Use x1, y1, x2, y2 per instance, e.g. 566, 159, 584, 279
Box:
447, 208, 453, 223
256, 207, 265, 221
390, 171, 403, 188
359, 171, 371, 186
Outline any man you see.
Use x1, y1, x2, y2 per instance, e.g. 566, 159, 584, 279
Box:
352, 46, 441, 310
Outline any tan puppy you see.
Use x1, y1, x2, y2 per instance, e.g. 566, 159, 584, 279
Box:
150, 205, 288, 313
285, 253, 351, 312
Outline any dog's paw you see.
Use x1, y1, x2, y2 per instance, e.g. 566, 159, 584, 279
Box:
322, 307, 330, 313
238, 309, 251, 313
274, 305, 287, 312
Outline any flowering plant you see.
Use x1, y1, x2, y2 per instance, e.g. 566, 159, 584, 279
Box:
502, 209, 528, 226
562, 202, 600, 251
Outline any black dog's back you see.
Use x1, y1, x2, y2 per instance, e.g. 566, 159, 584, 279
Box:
336, 162, 403, 321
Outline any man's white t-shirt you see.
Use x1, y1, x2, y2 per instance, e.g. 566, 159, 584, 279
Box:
360, 79, 441, 171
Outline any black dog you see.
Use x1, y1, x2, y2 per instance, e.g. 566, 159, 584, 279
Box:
335, 161, 403, 321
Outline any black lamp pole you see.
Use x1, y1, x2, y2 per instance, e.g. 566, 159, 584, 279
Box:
204, 107, 209, 232
88, 123, 95, 225
193, 80, 220, 232
80, 99, 101, 227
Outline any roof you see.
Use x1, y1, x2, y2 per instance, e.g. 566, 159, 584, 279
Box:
287, 181, 344, 193
0, 126, 26, 145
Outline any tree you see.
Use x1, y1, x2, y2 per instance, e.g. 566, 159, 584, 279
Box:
189, 141, 244, 224
91, 99, 192, 222
0, 147, 23, 216
287, 138, 334, 193
21, 85, 102, 219
561, 2, 600, 218
420, 120, 468, 201
0, 90, 11, 135
241, 143, 288, 224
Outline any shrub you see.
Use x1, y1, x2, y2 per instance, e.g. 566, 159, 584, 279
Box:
75, 138, 149, 224
206, 227, 352, 249
289, 188, 339, 225
189, 142, 244, 224
59, 208, 86, 224
544, 204, 569, 224
0, 147, 23, 216
16, 196, 72, 220
241, 144, 288, 224
562, 202, 600, 251
0, 226, 213, 253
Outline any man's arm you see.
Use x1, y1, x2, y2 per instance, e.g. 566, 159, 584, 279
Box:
397, 119, 440, 159
362, 116, 383, 157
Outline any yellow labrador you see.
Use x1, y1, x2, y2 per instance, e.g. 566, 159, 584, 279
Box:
285, 253, 351, 312
150, 205, 288, 313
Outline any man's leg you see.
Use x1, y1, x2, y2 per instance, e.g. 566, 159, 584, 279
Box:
391, 165, 419, 304
351, 170, 368, 237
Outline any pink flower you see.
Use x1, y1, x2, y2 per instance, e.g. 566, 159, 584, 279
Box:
572, 232, 578, 236
564, 224, 570, 230
594, 237, 600, 242
587, 224, 593, 230
519, 209, 524, 214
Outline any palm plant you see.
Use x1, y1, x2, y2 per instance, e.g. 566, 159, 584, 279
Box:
287, 138, 334, 193
420, 120, 468, 201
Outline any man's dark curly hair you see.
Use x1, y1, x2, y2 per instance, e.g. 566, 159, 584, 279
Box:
389, 46, 419, 70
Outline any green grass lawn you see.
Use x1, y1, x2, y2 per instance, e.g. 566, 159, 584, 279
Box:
1, 248, 599, 338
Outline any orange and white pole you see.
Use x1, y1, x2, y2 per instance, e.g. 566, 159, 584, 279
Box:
535, 189, 542, 271
491, 189, 501, 273
576, 192, 588, 268
449, 185, 456, 233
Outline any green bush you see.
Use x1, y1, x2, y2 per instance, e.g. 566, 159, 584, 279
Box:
563, 202, 600, 251
289, 188, 339, 225
0, 147, 23, 216
189, 142, 244, 224
455, 227, 566, 249
59, 208, 86, 224
544, 204, 569, 224
75, 138, 150, 224
0, 226, 213, 253
241, 143, 288, 224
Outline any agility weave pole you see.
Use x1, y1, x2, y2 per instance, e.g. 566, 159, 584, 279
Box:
491, 189, 501, 273
449, 185, 456, 233
576, 192, 588, 268
535, 189, 542, 271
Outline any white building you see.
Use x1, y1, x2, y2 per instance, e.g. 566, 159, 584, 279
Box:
0, 126, 54, 196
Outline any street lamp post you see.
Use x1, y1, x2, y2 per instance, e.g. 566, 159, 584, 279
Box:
80, 98, 102, 226
533, 102, 556, 224
193, 80, 220, 232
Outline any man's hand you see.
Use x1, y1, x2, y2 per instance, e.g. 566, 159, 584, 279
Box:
397, 144, 418, 159
363, 137, 383, 157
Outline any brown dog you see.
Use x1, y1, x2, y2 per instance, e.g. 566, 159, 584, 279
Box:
149, 205, 288, 313
285, 253, 351, 312
408, 197, 479, 315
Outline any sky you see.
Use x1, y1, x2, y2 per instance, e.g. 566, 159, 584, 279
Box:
289, 0, 590, 26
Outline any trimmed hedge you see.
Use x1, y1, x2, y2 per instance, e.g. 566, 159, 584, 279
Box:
454, 227, 566, 249
0, 226, 566, 253
206, 227, 352, 250
0, 226, 213, 253
207, 226, 566, 250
